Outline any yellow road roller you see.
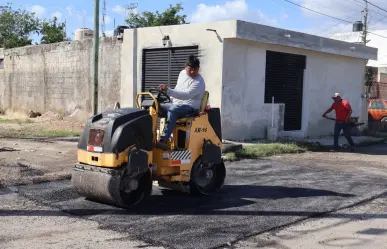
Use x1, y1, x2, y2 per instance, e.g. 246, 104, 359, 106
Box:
71, 89, 226, 208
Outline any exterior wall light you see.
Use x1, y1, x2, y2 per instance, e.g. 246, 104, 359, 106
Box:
162, 35, 170, 47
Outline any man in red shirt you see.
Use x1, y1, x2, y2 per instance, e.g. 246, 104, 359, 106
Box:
322, 93, 355, 152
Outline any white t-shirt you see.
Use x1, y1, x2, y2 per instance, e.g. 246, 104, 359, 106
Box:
167, 70, 206, 110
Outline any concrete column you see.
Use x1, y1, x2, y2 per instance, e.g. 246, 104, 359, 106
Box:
120, 28, 137, 107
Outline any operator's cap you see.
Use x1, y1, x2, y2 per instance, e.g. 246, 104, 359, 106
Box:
332, 92, 341, 99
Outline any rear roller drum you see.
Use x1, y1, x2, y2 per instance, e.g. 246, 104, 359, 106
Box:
72, 165, 153, 208
189, 157, 226, 195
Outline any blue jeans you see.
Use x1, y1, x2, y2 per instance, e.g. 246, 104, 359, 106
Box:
159, 103, 197, 141
334, 122, 355, 150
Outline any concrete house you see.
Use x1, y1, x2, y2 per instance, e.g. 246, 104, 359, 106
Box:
119, 20, 378, 141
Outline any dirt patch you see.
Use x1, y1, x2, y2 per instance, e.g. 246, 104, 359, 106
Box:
0, 138, 77, 188
0, 111, 84, 139
0, 161, 46, 187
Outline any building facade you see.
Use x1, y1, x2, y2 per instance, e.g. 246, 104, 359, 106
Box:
120, 20, 377, 140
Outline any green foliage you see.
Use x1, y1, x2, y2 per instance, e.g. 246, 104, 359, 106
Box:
365, 66, 374, 93
0, 4, 69, 49
0, 3, 40, 49
40, 17, 67, 44
125, 3, 188, 28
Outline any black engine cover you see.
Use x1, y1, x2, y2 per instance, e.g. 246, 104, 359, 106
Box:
78, 108, 153, 154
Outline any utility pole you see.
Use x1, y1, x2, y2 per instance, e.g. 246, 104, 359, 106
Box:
64, 19, 67, 39
362, 0, 373, 96
362, 0, 368, 44
102, 0, 106, 37
92, 0, 100, 115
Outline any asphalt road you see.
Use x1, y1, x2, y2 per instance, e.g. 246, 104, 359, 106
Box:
1, 154, 386, 249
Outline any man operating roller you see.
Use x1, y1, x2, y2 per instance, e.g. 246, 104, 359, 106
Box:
157, 55, 205, 150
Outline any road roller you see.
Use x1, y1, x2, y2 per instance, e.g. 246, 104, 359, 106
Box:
71, 89, 226, 208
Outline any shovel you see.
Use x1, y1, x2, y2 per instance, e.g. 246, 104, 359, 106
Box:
324, 117, 365, 127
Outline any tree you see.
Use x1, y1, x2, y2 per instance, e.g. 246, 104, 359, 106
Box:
0, 3, 40, 49
40, 17, 67, 44
125, 3, 188, 28
365, 65, 375, 94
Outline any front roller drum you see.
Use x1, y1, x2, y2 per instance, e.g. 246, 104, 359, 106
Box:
72, 164, 153, 208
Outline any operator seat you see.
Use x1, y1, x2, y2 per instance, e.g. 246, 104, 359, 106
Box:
176, 91, 209, 124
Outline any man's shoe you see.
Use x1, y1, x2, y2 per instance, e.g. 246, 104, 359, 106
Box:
156, 140, 168, 150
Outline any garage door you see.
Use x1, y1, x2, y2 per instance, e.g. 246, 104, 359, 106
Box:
141, 46, 199, 93
264, 50, 306, 131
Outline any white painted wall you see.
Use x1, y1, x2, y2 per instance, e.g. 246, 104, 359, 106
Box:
119, 20, 371, 140
331, 30, 387, 81
221, 38, 285, 140
221, 38, 367, 140
120, 20, 237, 109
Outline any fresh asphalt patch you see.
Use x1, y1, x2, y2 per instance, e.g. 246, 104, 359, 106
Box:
3, 159, 387, 249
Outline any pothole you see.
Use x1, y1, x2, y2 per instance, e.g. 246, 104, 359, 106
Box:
0, 161, 47, 186
0, 147, 20, 152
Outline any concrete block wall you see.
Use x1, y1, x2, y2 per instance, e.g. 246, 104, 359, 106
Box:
0, 37, 122, 122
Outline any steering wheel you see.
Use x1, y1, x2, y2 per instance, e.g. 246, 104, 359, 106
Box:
149, 88, 171, 103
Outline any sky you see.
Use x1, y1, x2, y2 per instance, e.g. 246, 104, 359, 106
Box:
5, 0, 387, 41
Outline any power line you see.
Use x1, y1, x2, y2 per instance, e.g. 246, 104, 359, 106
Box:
282, 0, 387, 40
322, 12, 359, 34
351, 0, 387, 17
368, 30, 387, 39
368, 1, 387, 14
351, 0, 364, 6
282, 0, 352, 23
368, 15, 387, 30
308, 0, 365, 21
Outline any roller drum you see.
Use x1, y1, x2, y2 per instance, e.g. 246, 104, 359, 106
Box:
72, 164, 124, 206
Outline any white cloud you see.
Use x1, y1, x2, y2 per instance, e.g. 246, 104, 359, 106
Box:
112, 5, 127, 16
52, 11, 63, 21
280, 12, 289, 21
105, 30, 114, 37
295, 0, 387, 37
30, 5, 46, 18
189, 0, 278, 26
104, 15, 112, 25
299, 0, 387, 20
66, 6, 73, 16
303, 21, 354, 37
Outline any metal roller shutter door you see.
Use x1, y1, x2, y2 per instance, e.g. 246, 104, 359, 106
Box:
264, 50, 306, 131
141, 46, 199, 94
141, 48, 169, 94
170, 46, 199, 86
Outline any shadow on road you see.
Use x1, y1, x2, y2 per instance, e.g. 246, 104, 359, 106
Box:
0, 184, 361, 217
